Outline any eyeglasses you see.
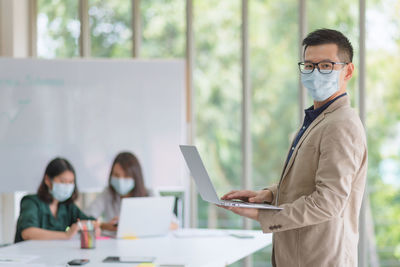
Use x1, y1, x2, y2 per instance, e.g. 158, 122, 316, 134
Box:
298, 61, 348, 74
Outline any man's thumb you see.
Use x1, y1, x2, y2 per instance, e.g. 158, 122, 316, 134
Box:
249, 197, 257, 202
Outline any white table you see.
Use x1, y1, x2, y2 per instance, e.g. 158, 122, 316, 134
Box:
0, 229, 271, 267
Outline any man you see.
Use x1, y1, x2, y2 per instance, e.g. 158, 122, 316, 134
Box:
220, 29, 367, 266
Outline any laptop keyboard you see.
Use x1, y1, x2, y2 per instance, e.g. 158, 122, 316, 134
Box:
223, 200, 250, 205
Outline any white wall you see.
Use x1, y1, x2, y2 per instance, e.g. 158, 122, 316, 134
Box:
0, 0, 33, 244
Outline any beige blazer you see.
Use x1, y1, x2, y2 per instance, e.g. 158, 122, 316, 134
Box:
258, 95, 367, 267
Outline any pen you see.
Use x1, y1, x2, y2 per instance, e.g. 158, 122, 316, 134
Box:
77, 219, 83, 231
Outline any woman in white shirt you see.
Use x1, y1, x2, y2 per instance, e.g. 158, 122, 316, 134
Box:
86, 152, 149, 232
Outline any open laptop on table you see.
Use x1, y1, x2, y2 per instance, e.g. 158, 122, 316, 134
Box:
180, 145, 282, 210
117, 196, 174, 239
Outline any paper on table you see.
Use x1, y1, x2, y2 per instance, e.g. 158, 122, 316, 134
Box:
136, 264, 155, 267
0, 254, 39, 263
0, 264, 46, 267
122, 235, 138, 240
157, 263, 186, 267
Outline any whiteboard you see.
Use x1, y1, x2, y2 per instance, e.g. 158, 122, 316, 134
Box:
0, 58, 186, 193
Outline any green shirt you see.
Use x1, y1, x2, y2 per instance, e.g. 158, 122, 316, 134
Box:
14, 194, 94, 243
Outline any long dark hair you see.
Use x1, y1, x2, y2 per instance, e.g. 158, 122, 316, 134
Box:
108, 152, 148, 200
37, 157, 79, 204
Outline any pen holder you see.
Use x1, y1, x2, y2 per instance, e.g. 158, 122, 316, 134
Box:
80, 229, 96, 249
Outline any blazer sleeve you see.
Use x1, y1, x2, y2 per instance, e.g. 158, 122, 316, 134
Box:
258, 120, 367, 233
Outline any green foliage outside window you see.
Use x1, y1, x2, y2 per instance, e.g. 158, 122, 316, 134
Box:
37, 0, 80, 58
89, 0, 132, 57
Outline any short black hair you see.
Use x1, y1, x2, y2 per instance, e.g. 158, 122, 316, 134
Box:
302, 28, 353, 62
37, 157, 79, 204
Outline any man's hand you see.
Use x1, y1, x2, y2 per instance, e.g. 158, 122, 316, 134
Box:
221, 189, 273, 203
218, 205, 259, 221
218, 189, 274, 221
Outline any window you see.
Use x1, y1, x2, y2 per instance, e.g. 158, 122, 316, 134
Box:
249, 1, 299, 265
194, 0, 242, 229
250, 0, 299, 199
366, 0, 400, 265
37, 0, 80, 58
89, 0, 132, 57
141, 0, 185, 58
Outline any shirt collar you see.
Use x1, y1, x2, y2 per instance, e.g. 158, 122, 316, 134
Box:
304, 93, 347, 121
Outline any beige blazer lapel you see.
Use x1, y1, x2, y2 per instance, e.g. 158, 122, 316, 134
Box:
280, 114, 326, 181
279, 95, 351, 184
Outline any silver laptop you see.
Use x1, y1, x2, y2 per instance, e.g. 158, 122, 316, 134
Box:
117, 196, 174, 238
180, 145, 282, 210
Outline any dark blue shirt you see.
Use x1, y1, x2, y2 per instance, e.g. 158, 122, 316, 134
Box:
285, 93, 347, 166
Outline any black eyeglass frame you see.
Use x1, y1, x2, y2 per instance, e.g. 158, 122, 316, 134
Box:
298, 61, 349, 74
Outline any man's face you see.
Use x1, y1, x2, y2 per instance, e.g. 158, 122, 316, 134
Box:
304, 43, 353, 92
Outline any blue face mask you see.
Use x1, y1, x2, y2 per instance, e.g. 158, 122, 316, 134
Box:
111, 177, 135, 196
301, 70, 342, 101
51, 182, 75, 202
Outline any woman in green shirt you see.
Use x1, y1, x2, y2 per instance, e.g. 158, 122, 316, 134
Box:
15, 158, 97, 242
